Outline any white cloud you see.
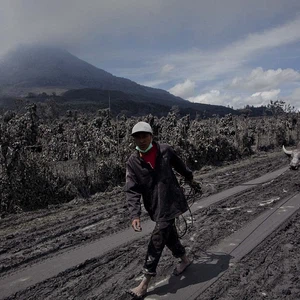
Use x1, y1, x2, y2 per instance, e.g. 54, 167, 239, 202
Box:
290, 87, 300, 99
245, 89, 281, 106
141, 64, 176, 87
168, 79, 196, 99
0, 0, 164, 56
161, 64, 175, 75
140, 79, 169, 87
188, 90, 231, 106
230, 67, 300, 91
188, 88, 283, 109
286, 88, 300, 111
159, 16, 300, 84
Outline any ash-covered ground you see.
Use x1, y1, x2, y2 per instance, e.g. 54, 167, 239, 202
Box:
1, 151, 299, 299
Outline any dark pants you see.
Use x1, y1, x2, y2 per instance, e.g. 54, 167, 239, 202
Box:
143, 219, 186, 276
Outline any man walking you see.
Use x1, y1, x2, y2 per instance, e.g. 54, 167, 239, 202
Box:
125, 121, 193, 299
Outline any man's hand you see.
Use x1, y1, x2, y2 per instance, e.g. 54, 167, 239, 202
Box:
131, 218, 142, 232
187, 179, 202, 194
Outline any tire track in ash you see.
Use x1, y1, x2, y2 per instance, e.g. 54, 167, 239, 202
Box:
0, 194, 129, 274
0, 153, 287, 275
198, 209, 300, 299
145, 192, 300, 300
0, 167, 288, 299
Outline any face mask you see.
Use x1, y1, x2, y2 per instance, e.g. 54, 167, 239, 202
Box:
136, 142, 153, 153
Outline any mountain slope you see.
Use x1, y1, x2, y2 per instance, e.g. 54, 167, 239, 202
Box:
0, 45, 184, 106
0, 45, 240, 117
61, 88, 237, 117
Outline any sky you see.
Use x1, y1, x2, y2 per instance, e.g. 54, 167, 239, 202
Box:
1, 0, 300, 111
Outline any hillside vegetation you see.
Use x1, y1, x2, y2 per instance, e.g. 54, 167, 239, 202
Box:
1, 101, 299, 215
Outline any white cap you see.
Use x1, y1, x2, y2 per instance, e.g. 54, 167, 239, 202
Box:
131, 121, 153, 136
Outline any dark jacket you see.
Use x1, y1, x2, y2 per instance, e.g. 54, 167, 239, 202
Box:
125, 142, 193, 222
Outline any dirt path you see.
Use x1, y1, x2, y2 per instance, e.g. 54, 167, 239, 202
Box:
1, 150, 299, 299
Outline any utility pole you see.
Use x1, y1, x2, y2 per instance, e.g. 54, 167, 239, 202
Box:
108, 91, 111, 116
